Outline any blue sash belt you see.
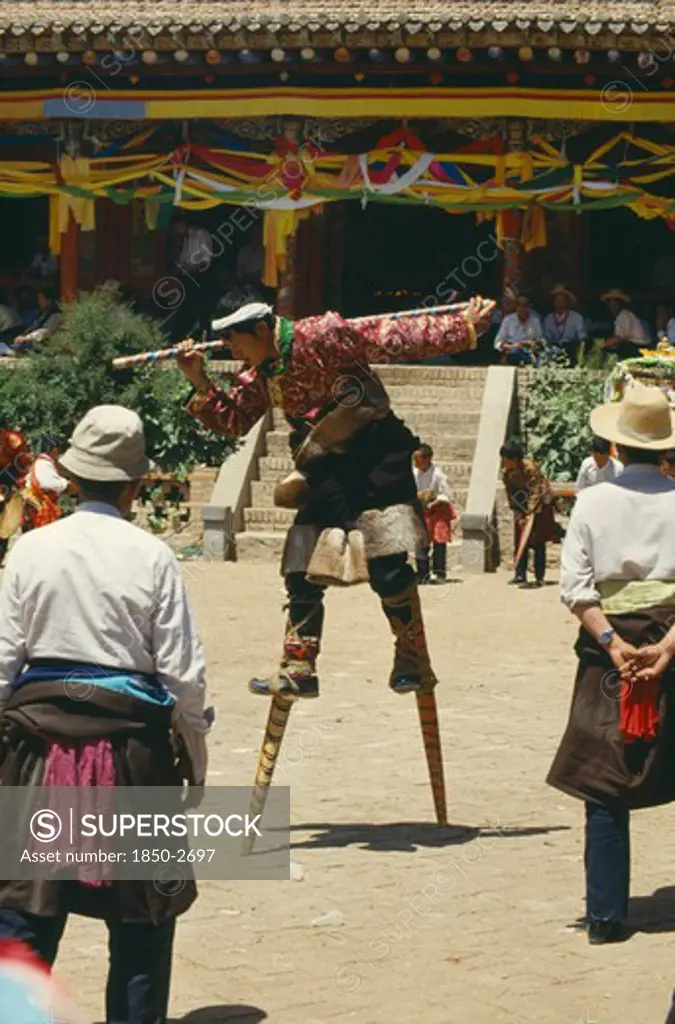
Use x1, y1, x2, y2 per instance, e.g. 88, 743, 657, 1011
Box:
13, 660, 175, 708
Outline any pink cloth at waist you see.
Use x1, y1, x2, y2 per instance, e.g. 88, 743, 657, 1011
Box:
42, 739, 115, 888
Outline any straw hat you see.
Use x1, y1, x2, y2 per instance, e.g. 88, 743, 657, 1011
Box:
590, 382, 675, 450
601, 288, 630, 303
551, 284, 576, 305
60, 405, 152, 482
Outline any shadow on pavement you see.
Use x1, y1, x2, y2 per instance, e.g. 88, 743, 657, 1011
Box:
630, 886, 675, 933
288, 822, 569, 853
97, 1007, 267, 1024
173, 1008, 267, 1022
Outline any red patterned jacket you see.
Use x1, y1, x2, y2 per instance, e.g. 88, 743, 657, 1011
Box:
186, 310, 474, 437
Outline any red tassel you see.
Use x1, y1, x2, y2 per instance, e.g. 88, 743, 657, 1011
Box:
619, 677, 660, 743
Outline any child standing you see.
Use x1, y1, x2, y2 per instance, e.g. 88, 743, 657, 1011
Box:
575, 436, 622, 491
413, 444, 456, 584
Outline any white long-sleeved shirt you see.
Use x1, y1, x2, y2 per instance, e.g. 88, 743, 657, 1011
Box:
575, 455, 623, 492
543, 310, 587, 347
31, 454, 69, 495
613, 308, 648, 345
178, 227, 213, 272
413, 464, 452, 502
560, 464, 675, 609
0, 304, 20, 333
0, 502, 211, 782
494, 311, 543, 350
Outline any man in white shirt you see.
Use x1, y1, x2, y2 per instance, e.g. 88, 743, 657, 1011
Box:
575, 436, 622, 492
176, 219, 213, 274
494, 293, 543, 365
12, 286, 61, 350
0, 405, 212, 1022
170, 216, 216, 341
602, 289, 649, 361
548, 382, 675, 946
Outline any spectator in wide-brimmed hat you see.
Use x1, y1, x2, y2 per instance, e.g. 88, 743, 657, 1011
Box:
548, 381, 675, 945
601, 288, 649, 361
542, 284, 587, 366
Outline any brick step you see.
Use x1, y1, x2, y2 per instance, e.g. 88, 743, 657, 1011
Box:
209, 361, 488, 381
243, 507, 296, 531
270, 395, 483, 429
269, 412, 481, 439
373, 365, 488, 384
207, 361, 487, 387
265, 430, 477, 460
235, 532, 464, 564
250, 480, 469, 509
235, 531, 287, 561
385, 384, 486, 403
257, 455, 474, 483
401, 411, 481, 433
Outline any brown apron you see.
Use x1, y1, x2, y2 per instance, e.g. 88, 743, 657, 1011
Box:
547, 608, 675, 809
0, 683, 197, 923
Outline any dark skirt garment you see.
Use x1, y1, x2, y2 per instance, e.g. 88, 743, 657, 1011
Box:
282, 411, 428, 573
0, 682, 196, 923
288, 410, 421, 527
547, 609, 675, 810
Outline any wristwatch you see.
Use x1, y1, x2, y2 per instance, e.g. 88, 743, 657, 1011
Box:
598, 628, 616, 647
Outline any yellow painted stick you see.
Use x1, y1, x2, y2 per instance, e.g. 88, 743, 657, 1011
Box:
243, 694, 294, 856
415, 691, 448, 826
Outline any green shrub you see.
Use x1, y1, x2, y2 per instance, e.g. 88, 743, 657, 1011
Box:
0, 284, 235, 478
521, 358, 607, 481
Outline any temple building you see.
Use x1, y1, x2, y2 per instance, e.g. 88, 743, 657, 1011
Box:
2, 1, 675, 332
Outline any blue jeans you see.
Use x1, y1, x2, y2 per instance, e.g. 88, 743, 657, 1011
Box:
585, 802, 630, 923
0, 907, 175, 1023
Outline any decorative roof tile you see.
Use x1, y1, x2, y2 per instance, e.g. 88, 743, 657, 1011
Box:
0, 1, 673, 33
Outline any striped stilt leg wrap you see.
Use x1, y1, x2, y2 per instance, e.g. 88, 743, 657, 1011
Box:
243, 695, 294, 856
416, 692, 448, 826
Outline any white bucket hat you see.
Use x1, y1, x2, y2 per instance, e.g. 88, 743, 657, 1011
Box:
59, 405, 152, 482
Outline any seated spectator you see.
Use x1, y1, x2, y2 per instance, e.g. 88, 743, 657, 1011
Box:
28, 236, 58, 280
655, 302, 675, 345
494, 292, 543, 366
0, 290, 20, 355
13, 286, 61, 350
601, 289, 649, 360
542, 285, 587, 366
0, 290, 19, 335
15, 285, 38, 330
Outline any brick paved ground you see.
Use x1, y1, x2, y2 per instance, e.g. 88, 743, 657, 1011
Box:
54, 562, 675, 1024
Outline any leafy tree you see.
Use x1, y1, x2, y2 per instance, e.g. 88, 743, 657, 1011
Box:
521, 361, 607, 481
0, 284, 234, 478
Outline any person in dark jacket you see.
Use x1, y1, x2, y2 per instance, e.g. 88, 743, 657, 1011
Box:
500, 439, 556, 587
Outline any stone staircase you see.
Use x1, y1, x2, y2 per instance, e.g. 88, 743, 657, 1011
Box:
236, 365, 488, 561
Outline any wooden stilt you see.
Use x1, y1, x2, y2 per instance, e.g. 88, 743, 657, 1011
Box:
415, 691, 448, 826
243, 694, 294, 855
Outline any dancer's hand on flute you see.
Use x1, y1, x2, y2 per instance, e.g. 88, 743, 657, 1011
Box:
176, 339, 211, 392
463, 295, 496, 337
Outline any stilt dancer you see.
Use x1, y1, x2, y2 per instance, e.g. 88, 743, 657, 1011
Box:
175, 286, 494, 835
